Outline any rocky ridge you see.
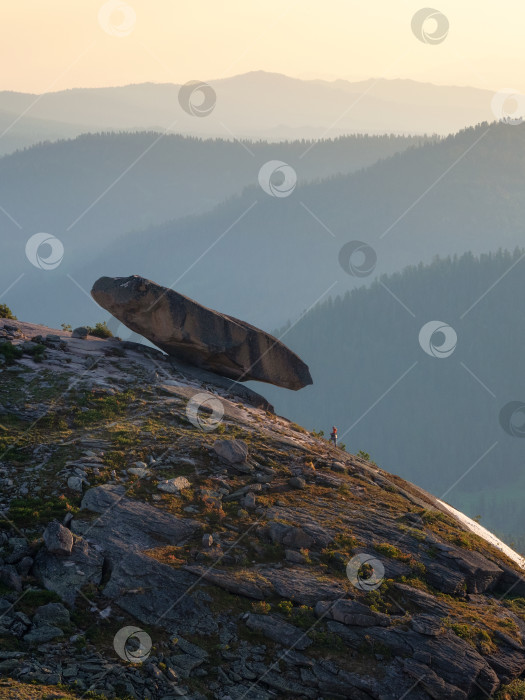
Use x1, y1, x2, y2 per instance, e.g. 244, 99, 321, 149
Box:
0, 319, 525, 699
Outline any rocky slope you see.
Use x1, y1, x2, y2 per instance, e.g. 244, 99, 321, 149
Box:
1, 319, 525, 700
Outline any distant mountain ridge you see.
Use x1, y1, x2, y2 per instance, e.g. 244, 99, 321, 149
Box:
43, 120, 525, 332
0, 129, 426, 327
0, 71, 500, 149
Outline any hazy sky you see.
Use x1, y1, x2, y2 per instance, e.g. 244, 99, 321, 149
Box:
1, 0, 524, 92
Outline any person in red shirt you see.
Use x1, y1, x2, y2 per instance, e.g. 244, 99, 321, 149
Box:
330, 426, 338, 447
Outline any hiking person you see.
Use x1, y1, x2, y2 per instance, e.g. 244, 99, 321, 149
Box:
330, 426, 338, 447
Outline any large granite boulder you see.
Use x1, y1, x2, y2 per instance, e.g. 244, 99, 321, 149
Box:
91, 275, 313, 390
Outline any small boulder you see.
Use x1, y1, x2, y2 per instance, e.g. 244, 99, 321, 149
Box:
16, 556, 33, 576
72, 327, 88, 339
213, 439, 248, 464
202, 534, 213, 548
285, 549, 309, 564
43, 521, 73, 555
127, 467, 149, 478
0, 564, 22, 591
33, 537, 104, 605
67, 476, 83, 492
243, 492, 257, 509
315, 600, 390, 628
157, 476, 191, 493
24, 624, 64, 645
289, 476, 306, 490
5, 537, 30, 564
245, 613, 312, 650
411, 614, 444, 637
33, 602, 70, 627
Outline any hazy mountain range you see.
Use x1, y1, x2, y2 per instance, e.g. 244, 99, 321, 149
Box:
0, 71, 502, 156
3, 120, 525, 332
0, 130, 427, 327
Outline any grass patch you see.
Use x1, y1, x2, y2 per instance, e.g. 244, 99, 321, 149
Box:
73, 390, 135, 426
8, 495, 79, 528
496, 679, 525, 699
0, 342, 22, 365
446, 621, 496, 654
18, 589, 62, 616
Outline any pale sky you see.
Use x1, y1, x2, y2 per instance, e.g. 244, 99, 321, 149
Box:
1, 0, 524, 93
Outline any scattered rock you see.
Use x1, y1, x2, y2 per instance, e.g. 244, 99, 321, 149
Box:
285, 549, 308, 564
128, 467, 149, 478
0, 564, 22, 591
72, 327, 89, 339
33, 602, 70, 627
242, 492, 257, 509
315, 600, 391, 627
43, 521, 73, 555
288, 476, 306, 489
260, 567, 348, 606
202, 534, 213, 548
244, 613, 312, 650
213, 439, 248, 464
24, 624, 64, 645
411, 614, 444, 637
67, 476, 83, 492
33, 537, 104, 605
16, 556, 33, 576
157, 476, 191, 493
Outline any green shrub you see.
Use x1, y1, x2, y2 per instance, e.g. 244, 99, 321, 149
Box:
277, 600, 293, 617
291, 605, 315, 628
86, 321, 113, 339
374, 543, 413, 562
0, 342, 22, 365
495, 679, 525, 699
251, 601, 271, 615
0, 304, 16, 320
25, 342, 46, 362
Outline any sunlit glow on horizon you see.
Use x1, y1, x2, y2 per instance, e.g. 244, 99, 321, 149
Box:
0, 0, 524, 93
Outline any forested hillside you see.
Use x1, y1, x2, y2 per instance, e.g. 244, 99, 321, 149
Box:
0, 130, 425, 295
67, 121, 525, 332
262, 249, 525, 551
